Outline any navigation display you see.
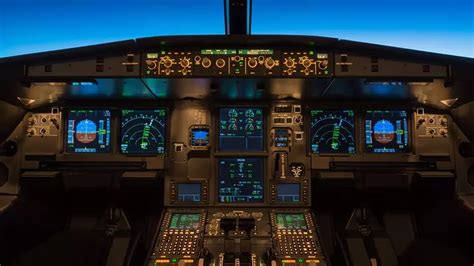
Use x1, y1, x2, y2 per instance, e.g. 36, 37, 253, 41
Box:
169, 213, 201, 230
275, 213, 308, 230
276, 184, 300, 203
218, 158, 264, 203
66, 110, 111, 153
177, 183, 201, 202
365, 110, 409, 153
310, 110, 355, 154
120, 109, 166, 154
219, 108, 264, 151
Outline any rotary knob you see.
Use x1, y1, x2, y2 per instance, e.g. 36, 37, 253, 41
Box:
146, 60, 157, 70
264, 57, 275, 69
216, 58, 226, 68
201, 57, 212, 68
302, 59, 312, 68
248, 57, 258, 68
318, 60, 329, 70
27, 128, 36, 136
439, 128, 448, 136
179, 58, 191, 68
284, 57, 296, 68
163, 58, 173, 68
439, 117, 448, 126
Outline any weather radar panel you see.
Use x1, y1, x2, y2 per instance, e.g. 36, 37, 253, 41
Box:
365, 110, 409, 153
66, 110, 111, 153
120, 109, 167, 154
310, 110, 356, 154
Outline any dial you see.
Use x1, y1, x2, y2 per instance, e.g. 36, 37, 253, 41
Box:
121, 109, 167, 154
310, 110, 355, 154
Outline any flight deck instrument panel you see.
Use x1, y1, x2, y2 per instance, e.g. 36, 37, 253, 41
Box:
66, 110, 111, 153
218, 158, 264, 203
219, 108, 264, 151
310, 110, 356, 154
365, 110, 409, 153
120, 109, 167, 154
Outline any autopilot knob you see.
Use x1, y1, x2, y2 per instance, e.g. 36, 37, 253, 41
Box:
201, 57, 212, 68
216, 58, 226, 68
318, 60, 329, 70
302, 58, 312, 68
179, 58, 191, 68
284, 57, 296, 68
264, 57, 276, 69
163, 58, 173, 68
248, 57, 258, 68
146, 60, 157, 70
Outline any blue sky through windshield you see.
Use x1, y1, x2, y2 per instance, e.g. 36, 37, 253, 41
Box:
0, 0, 472, 57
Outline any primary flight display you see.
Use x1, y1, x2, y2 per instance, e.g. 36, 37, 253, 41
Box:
365, 110, 409, 153
66, 109, 111, 153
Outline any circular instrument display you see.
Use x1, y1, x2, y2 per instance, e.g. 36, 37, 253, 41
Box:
120, 109, 167, 154
365, 110, 409, 153
310, 110, 356, 154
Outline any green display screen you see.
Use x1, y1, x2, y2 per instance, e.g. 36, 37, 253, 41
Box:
169, 213, 201, 230
276, 213, 307, 230
238, 49, 274, 55
200, 49, 237, 55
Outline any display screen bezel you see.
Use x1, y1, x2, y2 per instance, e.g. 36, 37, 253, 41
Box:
309, 109, 356, 155
119, 108, 168, 155
364, 109, 410, 154
64, 109, 112, 154
217, 157, 265, 204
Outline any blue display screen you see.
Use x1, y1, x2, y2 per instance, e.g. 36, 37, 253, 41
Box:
191, 128, 209, 147
218, 158, 264, 203
365, 110, 409, 153
66, 110, 111, 153
276, 184, 300, 203
177, 183, 201, 202
120, 109, 167, 154
219, 108, 264, 151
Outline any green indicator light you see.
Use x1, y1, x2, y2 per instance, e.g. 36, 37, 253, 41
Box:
171, 258, 177, 263
309, 51, 314, 55
147, 53, 158, 59
298, 259, 304, 262
161, 51, 165, 55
